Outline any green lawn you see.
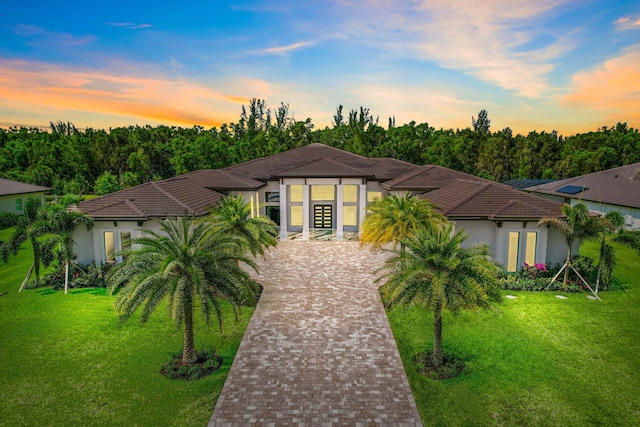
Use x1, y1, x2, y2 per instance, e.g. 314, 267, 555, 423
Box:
388, 238, 640, 426
0, 229, 253, 426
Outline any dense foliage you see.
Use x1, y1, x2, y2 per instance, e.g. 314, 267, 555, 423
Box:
1, 101, 638, 194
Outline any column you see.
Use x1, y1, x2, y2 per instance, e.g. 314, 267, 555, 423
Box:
302, 184, 310, 240
336, 184, 344, 241
279, 184, 288, 241
359, 184, 367, 237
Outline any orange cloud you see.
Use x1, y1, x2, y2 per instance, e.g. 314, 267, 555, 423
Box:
615, 16, 640, 31
0, 60, 263, 128
562, 44, 640, 125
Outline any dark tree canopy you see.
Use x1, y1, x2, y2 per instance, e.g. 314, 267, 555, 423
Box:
1, 101, 638, 196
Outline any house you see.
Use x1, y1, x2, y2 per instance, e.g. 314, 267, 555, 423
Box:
525, 163, 640, 230
71, 143, 569, 271
0, 178, 50, 214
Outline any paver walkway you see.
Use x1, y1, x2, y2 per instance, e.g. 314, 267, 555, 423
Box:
208, 241, 423, 426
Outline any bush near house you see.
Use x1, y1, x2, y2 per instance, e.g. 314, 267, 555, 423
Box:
498, 254, 609, 292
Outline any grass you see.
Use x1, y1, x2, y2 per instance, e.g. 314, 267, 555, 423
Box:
0, 228, 253, 426
388, 238, 640, 426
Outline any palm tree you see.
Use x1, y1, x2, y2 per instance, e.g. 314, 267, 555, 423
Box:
361, 193, 444, 252
207, 194, 278, 257
109, 216, 260, 365
1, 196, 50, 289
595, 211, 625, 293
538, 203, 597, 288
42, 204, 94, 294
377, 224, 501, 367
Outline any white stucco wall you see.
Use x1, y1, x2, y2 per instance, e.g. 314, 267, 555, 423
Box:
74, 219, 164, 265
454, 219, 552, 270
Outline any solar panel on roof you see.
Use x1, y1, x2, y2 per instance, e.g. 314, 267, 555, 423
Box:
556, 185, 587, 194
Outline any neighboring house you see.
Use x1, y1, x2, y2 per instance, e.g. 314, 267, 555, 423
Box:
525, 163, 640, 230
0, 178, 50, 214
71, 143, 569, 271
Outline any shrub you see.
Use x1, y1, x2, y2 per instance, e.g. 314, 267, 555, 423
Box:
0, 212, 18, 229
160, 349, 223, 380
499, 255, 597, 293
32, 263, 111, 290
614, 231, 640, 253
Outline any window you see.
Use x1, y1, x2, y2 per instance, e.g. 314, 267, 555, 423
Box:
367, 191, 382, 203
507, 231, 519, 273
290, 185, 303, 203
525, 232, 537, 266
343, 205, 358, 227
266, 206, 280, 226
15, 198, 23, 213
265, 191, 280, 202
311, 185, 334, 201
104, 231, 115, 263
290, 205, 303, 227
343, 185, 358, 203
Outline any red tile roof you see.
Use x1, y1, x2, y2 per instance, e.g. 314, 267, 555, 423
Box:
526, 163, 640, 209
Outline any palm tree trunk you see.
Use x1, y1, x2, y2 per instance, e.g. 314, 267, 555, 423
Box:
182, 298, 198, 365
432, 302, 443, 367
64, 262, 69, 294
562, 245, 571, 287
32, 240, 41, 284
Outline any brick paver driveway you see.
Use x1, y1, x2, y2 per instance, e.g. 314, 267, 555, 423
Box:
208, 241, 423, 426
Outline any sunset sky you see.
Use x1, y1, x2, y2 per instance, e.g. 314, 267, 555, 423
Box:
1, 0, 640, 135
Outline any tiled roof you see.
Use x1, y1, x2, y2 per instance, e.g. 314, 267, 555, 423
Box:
381, 165, 484, 190
166, 169, 265, 190
74, 176, 226, 219
525, 163, 640, 209
271, 158, 373, 178
226, 143, 419, 181
421, 179, 563, 220
0, 178, 50, 196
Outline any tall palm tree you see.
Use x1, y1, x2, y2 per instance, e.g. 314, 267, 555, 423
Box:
109, 216, 260, 365
361, 193, 444, 252
377, 224, 501, 367
42, 205, 94, 294
538, 203, 597, 288
207, 194, 278, 257
595, 211, 625, 292
1, 196, 50, 289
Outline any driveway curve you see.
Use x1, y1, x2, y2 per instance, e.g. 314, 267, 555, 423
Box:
209, 241, 423, 426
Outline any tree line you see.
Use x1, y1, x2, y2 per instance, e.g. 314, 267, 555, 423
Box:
1, 99, 638, 195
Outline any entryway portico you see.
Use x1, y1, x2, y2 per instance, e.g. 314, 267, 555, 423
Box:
277, 178, 371, 241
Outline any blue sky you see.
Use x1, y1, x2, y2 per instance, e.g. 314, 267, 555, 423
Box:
1, 0, 639, 134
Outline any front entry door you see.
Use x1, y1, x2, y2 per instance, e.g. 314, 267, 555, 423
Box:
313, 205, 333, 228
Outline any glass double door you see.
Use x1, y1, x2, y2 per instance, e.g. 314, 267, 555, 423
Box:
313, 204, 333, 229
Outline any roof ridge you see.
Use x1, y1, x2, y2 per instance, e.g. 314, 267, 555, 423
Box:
218, 168, 263, 186
387, 165, 434, 187
125, 199, 146, 217
151, 181, 194, 214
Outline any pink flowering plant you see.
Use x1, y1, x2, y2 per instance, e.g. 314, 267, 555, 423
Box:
521, 262, 549, 279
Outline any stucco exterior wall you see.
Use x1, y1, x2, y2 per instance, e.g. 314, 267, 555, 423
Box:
0, 192, 46, 214
454, 219, 551, 270
74, 219, 164, 265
